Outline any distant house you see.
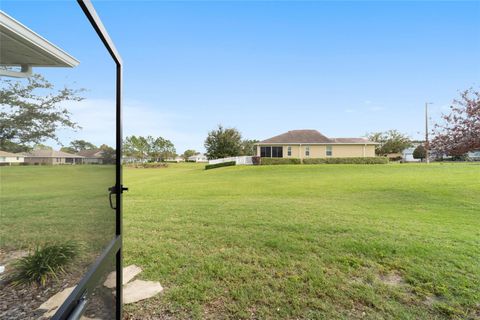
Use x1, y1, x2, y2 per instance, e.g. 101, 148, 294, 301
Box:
77, 149, 104, 164
402, 147, 421, 162
255, 130, 378, 159
165, 156, 185, 163
188, 153, 208, 162
122, 155, 138, 164
0, 150, 24, 165
467, 150, 480, 160
24, 149, 83, 165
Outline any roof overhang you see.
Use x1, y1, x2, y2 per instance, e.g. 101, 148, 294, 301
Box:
0, 11, 79, 78
255, 142, 380, 145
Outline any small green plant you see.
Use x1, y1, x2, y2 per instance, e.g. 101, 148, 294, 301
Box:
11, 242, 78, 286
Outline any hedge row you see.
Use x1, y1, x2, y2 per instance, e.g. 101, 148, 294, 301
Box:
260, 157, 388, 165
205, 161, 236, 170
260, 158, 302, 165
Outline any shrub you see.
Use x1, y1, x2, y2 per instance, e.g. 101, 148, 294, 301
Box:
261, 158, 302, 165
304, 157, 389, 164
388, 156, 403, 162
413, 145, 426, 161
302, 158, 327, 164
252, 156, 261, 165
258, 157, 388, 165
205, 161, 236, 170
11, 242, 79, 286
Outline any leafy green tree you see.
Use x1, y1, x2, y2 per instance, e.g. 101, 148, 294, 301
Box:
150, 136, 176, 161
123, 135, 175, 162
367, 130, 412, 156
413, 145, 426, 161
182, 149, 196, 160
60, 146, 77, 154
204, 125, 243, 160
33, 144, 52, 150
70, 140, 96, 152
0, 74, 84, 152
240, 139, 259, 156
99, 144, 116, 164
60, 140, 96, 154
123, 135, 150, 161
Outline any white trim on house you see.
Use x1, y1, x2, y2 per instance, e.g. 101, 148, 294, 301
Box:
0, 11, 79, 77
255, 142, 379, 145
0, 151, 24, 164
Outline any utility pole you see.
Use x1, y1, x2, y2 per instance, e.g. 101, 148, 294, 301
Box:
425, 102, 433, 164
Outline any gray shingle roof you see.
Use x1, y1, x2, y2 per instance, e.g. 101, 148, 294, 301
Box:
77, 149, 102, 157
0, 150, 23, 157
24, 149, 84, 158
258, 130, 377, 144
331, 138, 372, 143
259, 130, 332, 144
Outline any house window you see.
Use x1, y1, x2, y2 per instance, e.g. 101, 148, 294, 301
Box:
305, 146, 310, 157
260, 146, 271, 157
287, 146, 292, 156
326, 145, 332, 156
16, 157, 19, 160
261, 146, 282, 158
272, 147, 283, 158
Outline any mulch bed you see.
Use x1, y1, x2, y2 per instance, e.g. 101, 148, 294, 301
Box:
0, 266, 86, 319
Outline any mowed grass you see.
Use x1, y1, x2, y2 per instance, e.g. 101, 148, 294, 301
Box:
1, 165, 116, 262
123, 163, 480, 319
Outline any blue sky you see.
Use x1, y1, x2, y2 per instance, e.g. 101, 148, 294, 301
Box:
2, 1, 479, 153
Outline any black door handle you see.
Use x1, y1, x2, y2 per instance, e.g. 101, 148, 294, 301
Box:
108, 185, 128, 210
108, 186, 116, 210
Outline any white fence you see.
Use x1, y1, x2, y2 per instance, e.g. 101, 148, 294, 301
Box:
208, 156, 253, 165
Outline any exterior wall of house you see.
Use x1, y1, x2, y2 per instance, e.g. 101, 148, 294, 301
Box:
286, 145, 301, 158
0, 156, 24, 164
331, 145, 375, 157
82, 158, 103, 164
24, 157, 82, 165
24, 157, 56, 165
257, 144, 376, 158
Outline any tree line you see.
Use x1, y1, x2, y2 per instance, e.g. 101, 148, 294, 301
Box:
1, 74, 478, 161
123, 135, 176, 162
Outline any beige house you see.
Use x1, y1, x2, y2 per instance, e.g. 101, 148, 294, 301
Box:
256, 130, 377, 159
77, 149, 104, 164
0, 150, 25, 165
24, 149, 84, 165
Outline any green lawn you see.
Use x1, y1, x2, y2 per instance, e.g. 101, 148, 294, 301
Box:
1, 163, 479, 319
1, 165, 116, 263
123, 163, 480, 319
